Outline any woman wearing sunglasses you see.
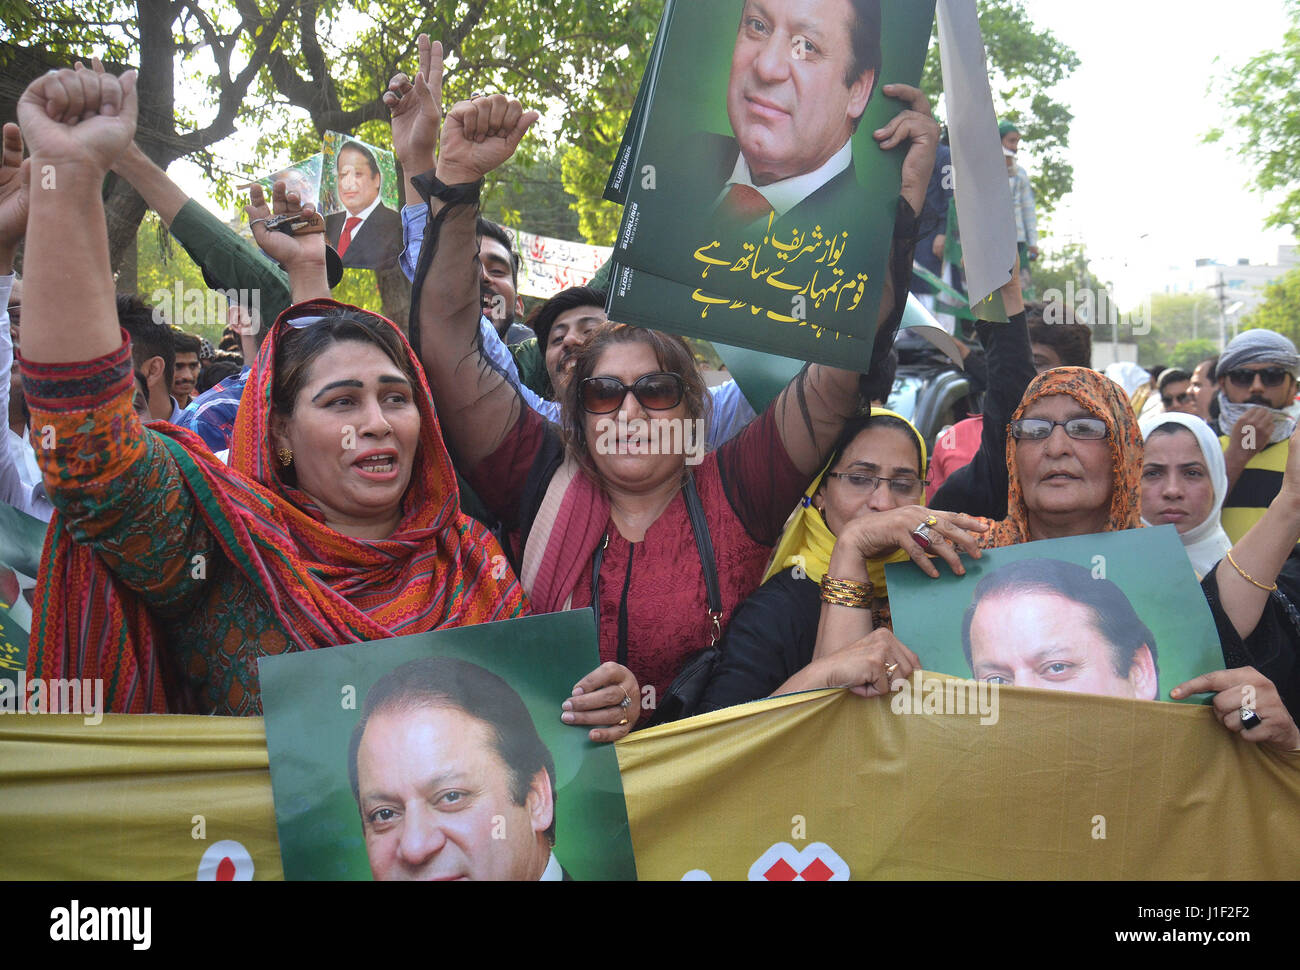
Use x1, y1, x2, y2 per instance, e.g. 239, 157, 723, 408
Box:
414, 91, 939, 736
15, 66, 525, 715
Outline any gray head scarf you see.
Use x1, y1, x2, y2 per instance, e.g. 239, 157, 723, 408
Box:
1216, 329, 1300, 444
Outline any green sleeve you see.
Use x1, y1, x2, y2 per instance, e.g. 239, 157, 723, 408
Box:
511, 338, 554, 399
169, 200, 294, 323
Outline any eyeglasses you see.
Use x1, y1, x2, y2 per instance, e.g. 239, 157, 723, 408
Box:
1162, 391, 1195, 408
1224, 367, 1291, 389
579, 372, 685, 414
1011, 417, 1108, 440
824, 472, 927, 497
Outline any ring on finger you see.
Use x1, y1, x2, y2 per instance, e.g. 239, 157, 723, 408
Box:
1240, 707, 1263, 730
911, 522, 933, 550
884, 662, 899, 678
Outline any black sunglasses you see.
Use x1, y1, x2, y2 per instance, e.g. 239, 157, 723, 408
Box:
1162, 391, 1195, 408
1225, 367, 1291, 389
580, 372, 686, 414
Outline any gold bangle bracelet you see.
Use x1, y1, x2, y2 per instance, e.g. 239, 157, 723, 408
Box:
1226, 550, 1278, 592
820, 573, 874, 609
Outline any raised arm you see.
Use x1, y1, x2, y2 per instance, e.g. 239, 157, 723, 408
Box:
110, 140, 187, 227
1210, 424, 1300, 640
931, 265, 1031, 518
244, 181, 329, 304
385, 33, 444, 209
17, 62, 216, 609
409, 93, 537, 468
17, 63, 133, 366
0, 122, 39, 514
772, 84, 938, 476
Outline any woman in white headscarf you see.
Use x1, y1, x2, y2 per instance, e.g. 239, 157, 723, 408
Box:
1139, 412, 1232, 577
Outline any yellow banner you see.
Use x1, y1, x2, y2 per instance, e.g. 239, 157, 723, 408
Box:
1, 679, 1297, 880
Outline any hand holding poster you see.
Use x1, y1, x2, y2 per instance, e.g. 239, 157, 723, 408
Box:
608, 0, 937, 365
243, 154, 324, 210
259, 611, 635, 881
885, 528, 1224, 704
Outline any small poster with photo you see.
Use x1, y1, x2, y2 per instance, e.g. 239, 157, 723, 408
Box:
259, 610, 637, 881
885, 527, 1223, 705
0, 502, 48, 692
246, 153, 324, 210
319, 131, 405, 270
609, 0, 936, 346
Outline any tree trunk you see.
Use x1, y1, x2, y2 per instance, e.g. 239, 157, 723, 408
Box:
117, 230, 139, 295
106, 178, 148, 288
378, 265, 412, 335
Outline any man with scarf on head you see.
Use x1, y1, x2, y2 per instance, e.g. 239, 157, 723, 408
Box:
1217, 329, 1300, 544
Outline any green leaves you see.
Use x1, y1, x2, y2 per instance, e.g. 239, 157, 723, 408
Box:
922, 0, 1078, 222
1209, 2, 1300, 236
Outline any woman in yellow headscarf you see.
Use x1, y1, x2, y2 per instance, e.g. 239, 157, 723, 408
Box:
691, 408, 987, 715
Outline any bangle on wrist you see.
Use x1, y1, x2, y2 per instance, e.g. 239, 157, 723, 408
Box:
1225, 550, 1278, 592
820, 573, 874, 609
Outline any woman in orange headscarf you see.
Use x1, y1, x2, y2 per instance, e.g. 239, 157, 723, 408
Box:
979, 367, 1298, 749
982, 366, 1143, 548
16, 65, 544, 717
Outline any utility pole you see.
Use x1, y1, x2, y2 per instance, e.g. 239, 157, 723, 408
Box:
1208, 273, 1228, 351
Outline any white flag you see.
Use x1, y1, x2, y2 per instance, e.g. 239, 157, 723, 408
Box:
936, 0, 1018, 307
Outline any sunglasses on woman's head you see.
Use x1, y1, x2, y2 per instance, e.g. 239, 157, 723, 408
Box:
1224, 367, 1291, 389
1011, 417, 1108, 440
580, 372, 685, 414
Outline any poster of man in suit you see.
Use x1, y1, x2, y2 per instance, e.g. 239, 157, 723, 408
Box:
320, 132, 404, 271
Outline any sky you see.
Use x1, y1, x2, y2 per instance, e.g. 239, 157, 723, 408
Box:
1016, 0, 1295, 304
166, 0, 1297, 307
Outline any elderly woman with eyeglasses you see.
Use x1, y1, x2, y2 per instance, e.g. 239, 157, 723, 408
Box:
684, 269, 1032, 718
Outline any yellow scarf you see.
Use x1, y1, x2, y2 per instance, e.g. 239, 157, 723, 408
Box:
763, 408, 928, 594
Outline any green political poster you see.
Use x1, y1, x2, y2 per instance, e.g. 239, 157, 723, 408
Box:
244, 153, 324, 211
886, 527, 1223, 705
259, 610, 636, 881
603, 0, 672, 205
609, 261, 874, 371
0, 502, 47, 691
610, 0, 936, 345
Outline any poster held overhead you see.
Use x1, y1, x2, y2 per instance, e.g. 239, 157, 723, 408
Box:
609, 0, 937, 346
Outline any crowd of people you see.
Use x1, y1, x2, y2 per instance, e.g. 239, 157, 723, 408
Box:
4, 34, 1299, 784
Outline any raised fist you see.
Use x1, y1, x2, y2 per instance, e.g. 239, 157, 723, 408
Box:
16, 61, 138, 172
435, 94, 539, 185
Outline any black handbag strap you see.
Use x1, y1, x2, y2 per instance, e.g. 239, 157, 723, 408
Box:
683, 472, 724, 642
591, 470, 723, 650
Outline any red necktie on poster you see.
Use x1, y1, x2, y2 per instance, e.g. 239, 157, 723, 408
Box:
717, 184, 774, 226
337, 216, 362, 258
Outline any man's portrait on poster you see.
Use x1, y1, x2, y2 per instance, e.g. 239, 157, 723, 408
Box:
347, 657, 568, 881
707, 0, 882, 231
960, 558, 1161, 701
